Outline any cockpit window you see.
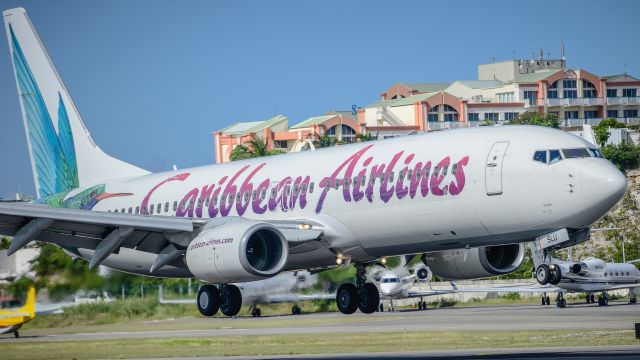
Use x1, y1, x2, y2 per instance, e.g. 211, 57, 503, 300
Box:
562, 148, 590, 159
533, 151, 547, 164
549, 150, 562, 164
588, 148, 604, 158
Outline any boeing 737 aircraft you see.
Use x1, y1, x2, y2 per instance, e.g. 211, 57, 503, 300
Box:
0, 8, 628, 317
530, 243, 640, 307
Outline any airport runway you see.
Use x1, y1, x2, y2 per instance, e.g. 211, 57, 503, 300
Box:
5, 301, 640, 342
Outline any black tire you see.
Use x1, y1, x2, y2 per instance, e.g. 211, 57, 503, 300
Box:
255, 308, 261, 317
379, 303, 384, 312
598, 297, 604, 306
197, 285, 220, 317
603, 297, 609, 306
336, 283, 358, 314
549, 266, 562, 285
422, 301, 427, 310
220, 284, 242, 317
546, 296, 551, 305
536, 264, 551, 285
590, 294, 596, 303
291, 305, 301, 315
631, 298, 637, 304
561, 299, 566, 308
586, 295, 591, 304
14, 331, 19, 338
358, 283, 380, 314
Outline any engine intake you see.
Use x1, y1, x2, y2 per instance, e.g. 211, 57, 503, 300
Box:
421, 244, 525, 280
186, 220, 288, 283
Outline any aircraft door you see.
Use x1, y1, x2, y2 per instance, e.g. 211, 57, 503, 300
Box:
485, 141, 510, 196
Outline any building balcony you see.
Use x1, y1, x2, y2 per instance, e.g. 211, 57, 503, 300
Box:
558, 117, 640, 128
547, 98, 603, 107
426, 121, 480, 130
606, 97, 640, 106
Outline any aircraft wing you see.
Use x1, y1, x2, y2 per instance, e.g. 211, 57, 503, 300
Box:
406, 283, 562, 298
0, 203, 323, 274
405, 289, 457, 298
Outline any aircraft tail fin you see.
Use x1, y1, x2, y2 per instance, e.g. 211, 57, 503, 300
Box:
3, 8, 148, 198
19, 286, 36, 316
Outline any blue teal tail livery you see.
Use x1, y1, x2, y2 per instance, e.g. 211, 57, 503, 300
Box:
4, 8, 149, 198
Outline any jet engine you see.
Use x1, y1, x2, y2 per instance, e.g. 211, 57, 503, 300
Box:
185, 220, 288, 283
421, 244, 525, 280
412, 264, 433, 282
570, 258, 605, 277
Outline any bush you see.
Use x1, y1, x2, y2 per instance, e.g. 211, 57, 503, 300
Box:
508, 112, 559, 128
601, 144, 640, 172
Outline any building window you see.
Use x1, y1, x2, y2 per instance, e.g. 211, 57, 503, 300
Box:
484, 112, 499, 121
564, 111, 579, 119
563, 79, 576, 88
622, 88, 637, 97
273, 140, 288, 149
523, 90, 538, 105
584, 110, 598, 119
468, 113, 479, 121
607, 109, 619, 118
563, 79, 577, 98
548, 81, 558, 99
341, 125, 356, 142
443, 105, 458, 122
505, 112, 518, 120
623, 109, 638, 118
497, 92, 515, 103
607, 88, 617, 98
582, 80, 597, 98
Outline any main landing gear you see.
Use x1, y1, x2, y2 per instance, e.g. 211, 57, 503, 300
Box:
597, 292, 609, 306
336, 263, 380, 314
197, 284, 242, 317
535, 264, 562, 286
540, 293, 551, 306
585, 294, 596, 304
556, 292, 567, 308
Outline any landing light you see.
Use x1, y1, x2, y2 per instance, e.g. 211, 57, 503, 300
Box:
380, 257, 387, 265
298, 224, 312, 230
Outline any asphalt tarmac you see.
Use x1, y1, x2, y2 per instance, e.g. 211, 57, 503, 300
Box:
5, 301, 640, 342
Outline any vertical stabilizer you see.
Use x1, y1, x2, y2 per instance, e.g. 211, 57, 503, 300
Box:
19, 286, 36, 316
3, 8, 148, 198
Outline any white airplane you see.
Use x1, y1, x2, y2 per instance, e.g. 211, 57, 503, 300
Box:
0, 8, 628, 317
158, 271, 333, 316
530, 243, 640, 307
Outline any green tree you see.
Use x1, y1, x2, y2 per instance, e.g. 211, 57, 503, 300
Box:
507, 111, 559, 128
0, 237, 10, 250
593, 118, 626, 146
229, 138, 285, 161
302, 134, 341, 150
355, 133, 376, 142
601, 143, 640, 172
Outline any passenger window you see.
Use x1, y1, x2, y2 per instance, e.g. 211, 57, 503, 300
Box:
157, 203, 161, 213
164, 202, 169, 212
252, 190, 257, 201
135, 206, 140, 214
309, 182, 314, 193
533, 150, 547, 164
334, 180, 339, 190
128, 207, 132, 214
452, 164, 458, 175
442, 166, 448, 176
361, 176, 366, 186
121, 208, 125, 213
114, 209, 118, 213
173, 201, 178, 211
293, 185, 299, 196
549, 150, 562, 164
408, 169, 413, 179
261, 189, 267, 199
562, 148, 590, 159
205, 196, 210, 207
433, 166, 439, 177
270, 188, 277, 199
149, 206, 153, 215
301, 184, 307, 193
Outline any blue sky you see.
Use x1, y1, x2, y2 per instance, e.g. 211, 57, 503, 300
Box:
0, 0, 638, 198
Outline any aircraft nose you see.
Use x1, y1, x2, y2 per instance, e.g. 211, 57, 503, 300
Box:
581, 159, 627, 205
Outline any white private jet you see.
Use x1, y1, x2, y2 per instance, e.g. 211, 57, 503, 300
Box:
0, 8, 627, 317
159, 271, 333, 316
530, 243, 640, 307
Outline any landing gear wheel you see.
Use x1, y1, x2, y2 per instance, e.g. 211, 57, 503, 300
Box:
536, 264, 550, 285
590, 294, 596, 303
586, 294, 591, 304
548, 266, 562, 285
604, 297, 609, 306
220, 284, 242, 317
14, 331, 19, 338
291, 305, 301, 315
197, 285, 220, 317
336, 283, 358, 314
556, 299, 566, 308
358, 283, 380, 314
379, 303, 384, 312
631, 297, 637, 304
422, 301, 427, 310
545, 296, 551, 305
251, 307, 262, 317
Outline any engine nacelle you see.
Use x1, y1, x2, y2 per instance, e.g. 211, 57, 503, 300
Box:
412, 264, 433, 282
185, 220, 288, 283
570, 258, 605, 277
421, 244, 525, 280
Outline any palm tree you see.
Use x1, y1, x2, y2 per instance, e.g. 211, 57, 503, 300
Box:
355, 132, 377, 142
230, 138, 285, 161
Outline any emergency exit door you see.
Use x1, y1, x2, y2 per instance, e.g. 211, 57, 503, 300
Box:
485, 141, 510, 196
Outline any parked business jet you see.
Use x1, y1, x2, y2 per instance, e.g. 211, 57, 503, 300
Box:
159, 271, 333, 316
530, 243, 640, 307
0, 8, 627, 317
